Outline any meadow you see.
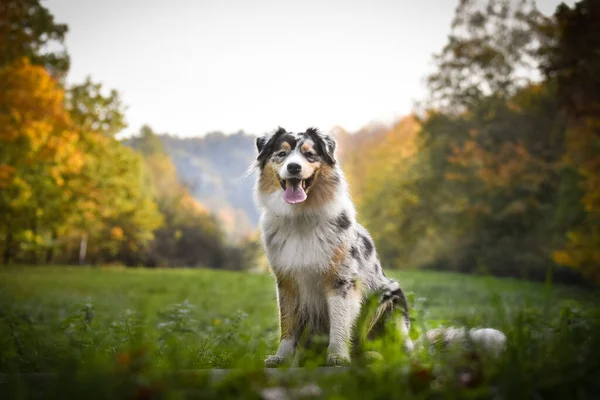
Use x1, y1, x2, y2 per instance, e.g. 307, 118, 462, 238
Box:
1, 266, 599, 399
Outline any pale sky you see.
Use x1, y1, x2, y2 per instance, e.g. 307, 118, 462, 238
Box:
46, 0, 569, 138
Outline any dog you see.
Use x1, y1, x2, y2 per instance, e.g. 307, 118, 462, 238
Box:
253, 126, 414, 366
252, 126, 506, 367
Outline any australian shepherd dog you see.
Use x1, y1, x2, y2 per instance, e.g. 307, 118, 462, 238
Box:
252, 127, 505, 367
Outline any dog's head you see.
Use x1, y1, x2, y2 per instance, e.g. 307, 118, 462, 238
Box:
255, 127, 340, 209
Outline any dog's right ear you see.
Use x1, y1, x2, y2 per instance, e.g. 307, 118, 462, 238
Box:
256, 127, 286, 166
256, 136, 267, 153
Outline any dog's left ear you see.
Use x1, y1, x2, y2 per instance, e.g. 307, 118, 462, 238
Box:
306, 127, 337, 165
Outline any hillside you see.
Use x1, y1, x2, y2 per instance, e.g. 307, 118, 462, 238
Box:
151, 127, 388, 239
158, 132, 259, 239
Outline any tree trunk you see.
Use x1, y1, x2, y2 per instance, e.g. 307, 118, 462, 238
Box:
45, 230, 57, 264
79, 233, 88, 265
31, 217, 38, 264
3, 231, 12, 265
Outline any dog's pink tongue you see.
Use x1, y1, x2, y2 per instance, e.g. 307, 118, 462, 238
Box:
284, 185, 307, 204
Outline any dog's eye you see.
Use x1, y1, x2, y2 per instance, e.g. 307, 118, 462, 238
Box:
304, 152, 316, 159
276, 151, 287, 157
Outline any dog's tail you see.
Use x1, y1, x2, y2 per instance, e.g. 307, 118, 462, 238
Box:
413, 327, 507, 357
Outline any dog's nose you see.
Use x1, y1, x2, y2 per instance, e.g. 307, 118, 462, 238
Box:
287, 163, 301, 175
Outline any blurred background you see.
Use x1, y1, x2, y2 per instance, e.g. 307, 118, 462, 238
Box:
1, 0, 598, 286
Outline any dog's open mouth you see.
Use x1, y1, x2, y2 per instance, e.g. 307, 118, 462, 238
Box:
278, 175, 315, 205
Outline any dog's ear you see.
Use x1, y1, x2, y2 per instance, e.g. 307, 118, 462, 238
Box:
256, 127, 286, 166
323, 135, 337, 165
306, 127, 336, 165
256, 136, 267, 153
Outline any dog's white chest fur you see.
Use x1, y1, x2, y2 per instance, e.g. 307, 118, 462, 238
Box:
261, 214, 338, 276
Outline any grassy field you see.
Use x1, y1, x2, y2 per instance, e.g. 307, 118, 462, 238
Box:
0, 266, 599, 399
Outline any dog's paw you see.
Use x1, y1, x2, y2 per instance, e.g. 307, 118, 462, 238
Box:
264, 355, 284, 368
326, 353, 351, 367
363, 351, 384, 364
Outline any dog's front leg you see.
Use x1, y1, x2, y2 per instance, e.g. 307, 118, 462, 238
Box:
326, 277, 361, 366
265, 278, 299, 367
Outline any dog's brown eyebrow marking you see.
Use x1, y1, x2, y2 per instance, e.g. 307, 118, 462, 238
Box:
280, 142, 291, 151
301, 142, 314, 153
276, 134, 297, 150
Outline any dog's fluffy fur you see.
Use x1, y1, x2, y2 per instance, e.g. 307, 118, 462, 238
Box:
253, 127, 505, 367
253, 127, 412, 366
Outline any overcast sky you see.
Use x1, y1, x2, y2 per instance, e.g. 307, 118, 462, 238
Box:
46, 0, 570, 137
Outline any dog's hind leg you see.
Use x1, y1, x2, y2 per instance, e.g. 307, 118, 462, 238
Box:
355, 279, 413, 358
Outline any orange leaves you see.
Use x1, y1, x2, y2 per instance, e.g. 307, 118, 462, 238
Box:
554, 120, 600, 283
563, 118, 600, 214
0, 58, 66, 131
0, 165, 15, 188
0, 58, 83, 178
0, 58, 87, 253
110, 227, 124, 241
357, 116, 422, 205
448, 139, 550, 194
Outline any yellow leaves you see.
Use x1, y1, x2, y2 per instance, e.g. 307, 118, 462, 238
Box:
50, 166, 64, 186
554, 229, 600, 284
337, 115, 422, 208
359, 116, 422, 204
553, 250, 576, 268
174, 229, 183, 241
8, 176, 32, 207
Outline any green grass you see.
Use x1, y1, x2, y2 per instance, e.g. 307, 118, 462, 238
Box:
0, 266, 599, 399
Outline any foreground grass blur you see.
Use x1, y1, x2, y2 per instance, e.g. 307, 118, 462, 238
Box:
0, 266, 598, 399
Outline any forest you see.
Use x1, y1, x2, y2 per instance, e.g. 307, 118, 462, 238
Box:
1, 0, 599, 285
340, 0, 599, 285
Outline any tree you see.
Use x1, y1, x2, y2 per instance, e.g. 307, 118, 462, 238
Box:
63, 85, 162, 265
67, 78, 127, 137
127, 126, 228, 268
427, 0, 551, 113
0, 0, 70, 77
0, 59, 82, 263
545, 0, 600, 283
341, 0, 590, 284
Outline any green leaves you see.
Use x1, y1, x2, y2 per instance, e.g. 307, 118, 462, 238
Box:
0, 0, 70, 77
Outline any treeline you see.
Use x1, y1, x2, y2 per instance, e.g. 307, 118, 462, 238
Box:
0, 1, 257, 269
339, 0, 599, 285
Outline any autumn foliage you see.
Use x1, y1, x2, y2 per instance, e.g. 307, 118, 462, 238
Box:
339, 0, 600, 285
1, 0, 598, 284
0, 0, 244, 268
